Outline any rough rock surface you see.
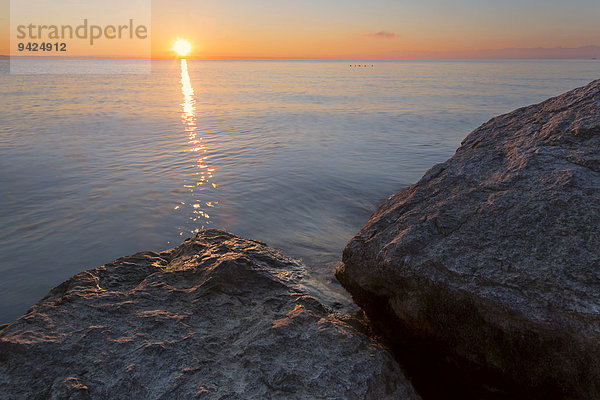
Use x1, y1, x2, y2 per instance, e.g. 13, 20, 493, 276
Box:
0, 229, 419, 400
337, 80, 600, 399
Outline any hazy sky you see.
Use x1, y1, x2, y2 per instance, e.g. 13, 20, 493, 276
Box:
1, 0, 599, 58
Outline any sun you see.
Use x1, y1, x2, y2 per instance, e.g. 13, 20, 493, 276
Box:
173, 39, 192, 57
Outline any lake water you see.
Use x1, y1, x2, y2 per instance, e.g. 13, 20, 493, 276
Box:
0, 59, 598, 323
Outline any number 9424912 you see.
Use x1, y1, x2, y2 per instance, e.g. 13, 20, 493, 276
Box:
17, 42, 67, 52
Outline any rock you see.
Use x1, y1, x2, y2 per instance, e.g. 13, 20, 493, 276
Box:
336, 80, 600, 399
0, 229, 419, 400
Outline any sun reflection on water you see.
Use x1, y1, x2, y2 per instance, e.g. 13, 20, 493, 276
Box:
178, 59, 217, 235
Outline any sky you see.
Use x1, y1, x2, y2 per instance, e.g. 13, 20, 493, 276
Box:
1, 0, 599, 58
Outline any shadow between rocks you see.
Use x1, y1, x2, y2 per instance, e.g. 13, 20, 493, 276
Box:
341, 283, 571, 400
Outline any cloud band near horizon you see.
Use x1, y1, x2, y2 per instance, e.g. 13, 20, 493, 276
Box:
365, 30, 398, 39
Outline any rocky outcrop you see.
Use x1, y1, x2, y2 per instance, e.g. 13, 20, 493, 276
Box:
0, 229, 419, 399
336, 80, 600, 399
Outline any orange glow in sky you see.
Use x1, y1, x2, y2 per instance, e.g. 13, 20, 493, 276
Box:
1, 0, 599, 59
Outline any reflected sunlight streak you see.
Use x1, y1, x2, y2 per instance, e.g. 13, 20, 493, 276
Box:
178, 59, 218, 234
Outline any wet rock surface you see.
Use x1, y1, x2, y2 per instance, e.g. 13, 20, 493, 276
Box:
337, 80, 600, 399
0, 229, 419, 399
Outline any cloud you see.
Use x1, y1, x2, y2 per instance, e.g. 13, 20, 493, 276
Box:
364, 30, 398, 39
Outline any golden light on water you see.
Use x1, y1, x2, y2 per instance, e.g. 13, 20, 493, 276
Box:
178, 59, 217, 235
180, 59, 195, 118
173, 39, 192, 57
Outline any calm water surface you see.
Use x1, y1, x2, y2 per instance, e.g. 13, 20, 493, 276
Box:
0, 59, 598, 323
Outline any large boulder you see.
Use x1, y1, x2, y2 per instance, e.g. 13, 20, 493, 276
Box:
0, 229, 419, 399
336, 80, 600, 399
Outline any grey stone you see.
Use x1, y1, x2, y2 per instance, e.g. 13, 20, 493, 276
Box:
0, 229, 419, 400
337, 79, 600, 399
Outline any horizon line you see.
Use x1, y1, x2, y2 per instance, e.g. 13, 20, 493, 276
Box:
2, 56, 599, 61
2, 44, 599, 61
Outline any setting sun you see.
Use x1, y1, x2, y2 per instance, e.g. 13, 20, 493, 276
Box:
173, 39, 192, 57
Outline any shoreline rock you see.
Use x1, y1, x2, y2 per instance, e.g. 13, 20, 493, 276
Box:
336, 79, 600, 398
0, 229, 419, 399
